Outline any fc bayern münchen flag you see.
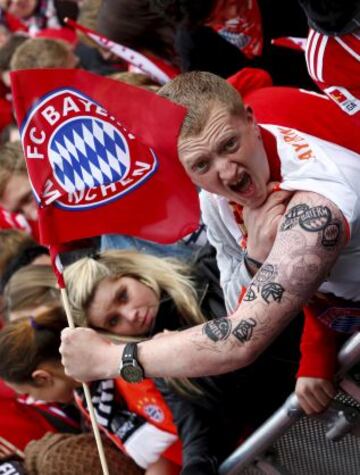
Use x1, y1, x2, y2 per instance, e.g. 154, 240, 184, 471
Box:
10, 68, 200, 245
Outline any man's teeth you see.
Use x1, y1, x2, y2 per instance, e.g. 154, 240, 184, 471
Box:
230, 174, 250, 192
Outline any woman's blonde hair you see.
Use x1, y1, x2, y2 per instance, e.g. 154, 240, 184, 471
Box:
64, 249, 206, 328
3, 265, 60, 319
64, 250, 207, 397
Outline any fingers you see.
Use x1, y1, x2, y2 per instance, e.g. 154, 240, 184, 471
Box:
322, 381, 337, 399
296, 378, 336, 415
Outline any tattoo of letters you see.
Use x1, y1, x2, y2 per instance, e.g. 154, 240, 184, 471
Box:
280, 204, 332, 234
299, 206, 331, 232
203, 318, 232, 342
280, 204, 310, 231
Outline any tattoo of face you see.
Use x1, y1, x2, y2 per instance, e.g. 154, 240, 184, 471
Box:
254, 264, 277, 284
244, 285, 257, 302
283, 254, 322, 294
203, 318, 232, 342
321, 221, 341, 248
232, 318, 257, 343
260, 282, 284, 304
299, 206, 331, 232
280, 204, 310, 231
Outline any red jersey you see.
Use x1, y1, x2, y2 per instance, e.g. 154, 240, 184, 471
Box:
305, 28, 360, 120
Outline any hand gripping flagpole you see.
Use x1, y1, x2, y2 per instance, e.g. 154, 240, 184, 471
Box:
51, 248, 110, 475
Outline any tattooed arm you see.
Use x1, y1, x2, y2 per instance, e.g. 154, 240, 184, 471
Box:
60, 191, 347, 382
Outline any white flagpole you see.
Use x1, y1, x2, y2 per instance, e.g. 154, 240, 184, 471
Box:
0, 436, 25, 459
61, 287, 110, 475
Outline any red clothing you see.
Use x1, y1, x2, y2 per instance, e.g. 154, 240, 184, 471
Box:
297, 304, 340, 379
0, 380, 71, 451
227, 67, 273, 98
0, 97, 12, 132
209, 0, 263, 58
236, 86, 360, 381
305, 28, 360, 122
0, 206, 38, 238
75, 378, 182, 469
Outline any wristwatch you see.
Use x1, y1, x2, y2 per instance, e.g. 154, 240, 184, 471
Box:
120, 342, 144, 383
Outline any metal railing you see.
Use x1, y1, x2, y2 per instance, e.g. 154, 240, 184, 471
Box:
219, 332, 360, 475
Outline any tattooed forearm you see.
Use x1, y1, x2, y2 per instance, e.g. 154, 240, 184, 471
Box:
244, 285, 257, 302
232, 318, 257, 343
254, 264, 278, 284
260, 282, 284, 304
191, 194, 346, 368
244, 278, 284, 305
203, 318, 232, 342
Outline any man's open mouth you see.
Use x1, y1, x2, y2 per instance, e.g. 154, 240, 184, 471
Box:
229, 172, 252, 194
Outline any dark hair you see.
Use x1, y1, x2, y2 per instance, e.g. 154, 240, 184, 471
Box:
0, 307, 67, 384
97, 0, 177, 63
149, 0, 216, 26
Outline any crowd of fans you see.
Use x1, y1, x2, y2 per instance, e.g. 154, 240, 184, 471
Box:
0, 1, 359, 474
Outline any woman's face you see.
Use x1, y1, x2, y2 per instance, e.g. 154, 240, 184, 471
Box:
88, 276, 160, 336
7, 365, 79, 404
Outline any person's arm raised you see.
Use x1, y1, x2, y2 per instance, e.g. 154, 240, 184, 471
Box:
60, 191, 347, 382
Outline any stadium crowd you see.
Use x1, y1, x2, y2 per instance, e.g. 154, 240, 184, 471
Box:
0, 0, 359, 474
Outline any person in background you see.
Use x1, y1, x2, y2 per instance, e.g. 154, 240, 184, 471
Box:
10, 37, 78, 70
0, 0, 79, 34
0, 308, 188, 475
0, 141, 37, 223
150, 0, 315, 87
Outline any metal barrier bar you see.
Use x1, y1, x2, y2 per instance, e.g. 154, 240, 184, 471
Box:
219, 394, 303, 475
219, 332, 360, 475
337, 332, 360, 376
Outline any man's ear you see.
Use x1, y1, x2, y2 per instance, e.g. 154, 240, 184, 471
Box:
32, 369, 53, 387
245, 105, 255, 125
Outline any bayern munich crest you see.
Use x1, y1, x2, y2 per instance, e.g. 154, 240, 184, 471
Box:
21, 88, 158, 210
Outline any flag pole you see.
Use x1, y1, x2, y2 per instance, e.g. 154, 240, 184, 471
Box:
60, 287, 110, 475
0, 436, 25, 459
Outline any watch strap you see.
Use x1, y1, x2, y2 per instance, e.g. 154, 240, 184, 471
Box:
122, 342, 138, 363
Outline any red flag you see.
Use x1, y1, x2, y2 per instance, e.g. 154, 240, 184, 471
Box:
10, 68, 200, 246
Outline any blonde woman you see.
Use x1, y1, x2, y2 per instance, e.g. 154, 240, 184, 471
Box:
63, 249, 302, 474
63, 249, 218, 335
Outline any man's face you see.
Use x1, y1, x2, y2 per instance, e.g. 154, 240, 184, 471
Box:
178, 104, 270, 208
0, 173, 37, 221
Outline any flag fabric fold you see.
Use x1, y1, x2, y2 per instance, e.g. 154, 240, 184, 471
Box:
11, 68, 200, 246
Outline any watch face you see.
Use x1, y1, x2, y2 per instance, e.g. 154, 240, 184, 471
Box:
121, 364, 143, 383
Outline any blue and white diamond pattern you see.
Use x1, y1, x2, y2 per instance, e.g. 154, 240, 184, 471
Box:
48, 117, 130, 193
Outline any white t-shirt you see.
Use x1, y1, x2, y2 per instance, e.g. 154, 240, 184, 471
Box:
206, 124, 360, 301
